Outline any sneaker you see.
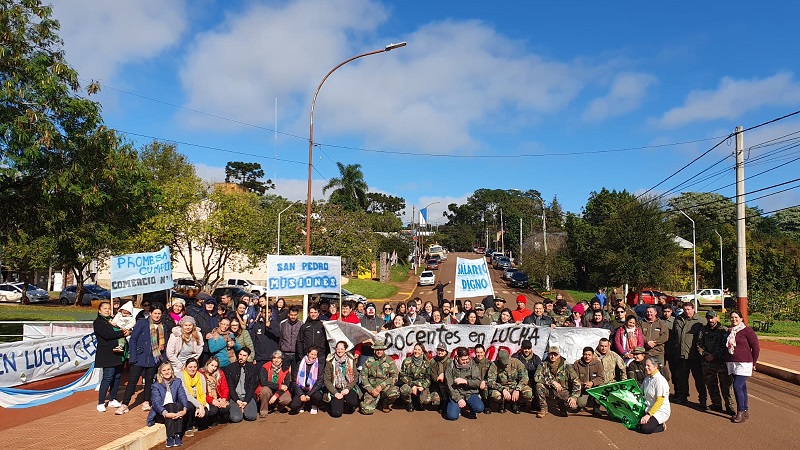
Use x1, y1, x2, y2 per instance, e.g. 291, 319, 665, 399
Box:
310, 406, 318, 415
115, 405, 129, 415
297, 408, 304, 414
142, 401, 151, 411
184, 429, 195, 437
97, 404, 107, 413
108, 399, 122, 408
536, 411, 547, 418
165, 436, 174, 448
173, 435, 183, 447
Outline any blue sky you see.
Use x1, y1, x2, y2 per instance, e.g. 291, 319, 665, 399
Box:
50, 0, 800, 224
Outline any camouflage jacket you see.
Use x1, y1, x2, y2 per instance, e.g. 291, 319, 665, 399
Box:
400, 356, 431, 388
534, 356, 581, 398
485, 307, 503, 323
550, 311, 571, 326
473, 357, 495, 382
362, 354, 398, 392
490, 358, 528, 391
697, 322, 729, 366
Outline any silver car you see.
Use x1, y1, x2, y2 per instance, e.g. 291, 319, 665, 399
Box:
0, 282, 50, 303
59, 284, 111, 306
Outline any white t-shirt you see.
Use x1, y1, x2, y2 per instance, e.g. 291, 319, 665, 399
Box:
641, 371, 670, 424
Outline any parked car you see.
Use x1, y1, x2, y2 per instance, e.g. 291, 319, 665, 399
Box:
484, 249, 495, 259
0, 282, 50, 304
59, 284, 111, 306
626, 289, 677, 306
315, 288, 367, 304
224, 278, 268, 296
418, 270, 436, 286
426, 259, 440, 270
494, 256, 512, 270
677, 288, 734, 308
211, 287, 251, 303
476, 247, 485, 254
491, 252, 505, 264
508, 271, 529, 288
503, 267, 518, 280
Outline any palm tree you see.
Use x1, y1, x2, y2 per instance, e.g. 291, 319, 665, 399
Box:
322, 162, 369, 211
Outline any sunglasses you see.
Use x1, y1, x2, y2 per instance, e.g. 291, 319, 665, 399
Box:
384, 308, 393, 311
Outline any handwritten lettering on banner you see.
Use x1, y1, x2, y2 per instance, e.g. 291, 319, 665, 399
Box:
267, 255, 341, 297
0, 334, 98, 387
453, 257, 494, 298
111, 246, 173, 298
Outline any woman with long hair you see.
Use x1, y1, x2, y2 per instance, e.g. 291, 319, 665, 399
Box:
613, 315, 645, 362
429, 309, 443, 325
166, 316, 204, 373
229, 319, 255, 363
324, 342, 360, 417
119, 303, 167, 414
395, 302, 408, 316
421, 301, 434, 321
200, 356, 230, 425
147, 363, 189, 447
726, 310, 760, 423
166, 298, 186, 331
460, 310, 479, 325
497, 308, 514, 325
383, 314, 405, 330
206, 317, 235, 367
94, 301, 130, 412
639, 357, 670, 434
275, 297, 289, 322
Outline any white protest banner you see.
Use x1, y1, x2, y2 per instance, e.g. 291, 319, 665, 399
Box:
267, 255, 341, 297
549, 327, 611, 363
0, 364, 101, 408
453, 257, 494, 299
0, 333, 98, 387
110, 246, 172, 298
22, 321, 94, 341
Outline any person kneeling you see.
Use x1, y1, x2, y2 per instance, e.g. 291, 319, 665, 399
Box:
258, 350, 292, 417
147, 363, 189, 448
223, 347, 259, 423
324, 341, 361, 417
639, 357, 670, 434
534, 346, 581, 418
445, 347, 484, 420
360, 338, 399, 414
291, 346, 325, 414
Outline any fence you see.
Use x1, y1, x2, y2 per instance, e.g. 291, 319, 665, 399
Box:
0, 321, 94, 342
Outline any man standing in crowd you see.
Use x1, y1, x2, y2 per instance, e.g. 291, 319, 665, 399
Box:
428, 343, 451, 412
331, 300, 360, 324
582, 299, 609, 326
318, 298, 331, 321
296, 303, 328, 362
445, 347, 484, 420
485, 297, 506, 324
250, 300, 280, 367
671, 302, 707, 406
551, 297, 571, 326
473, 344, 495, 414
640, 305, 670, 380
357, 302, 383, 367
593, 288, 607, 309
404, 300, 427, 325
279, 306, 302, 370
489, 349, 532, 414
511, 295, 532, 323
523, 301, 555, 327
595, 338, 627, 384
223, 347, 259, 423
572, 346, 605, 415
586, 310, 613, 331
697, 310, 735, 414
360, 339, 399, 414
440, 300, 459, 324
534, 346, 581, 418
543, 299, 554, 316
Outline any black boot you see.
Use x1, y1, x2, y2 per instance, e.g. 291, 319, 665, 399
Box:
405, 401, 414, 412
497, 401, 506, 414
483, 400, 491, 414
509, 402, 520, 414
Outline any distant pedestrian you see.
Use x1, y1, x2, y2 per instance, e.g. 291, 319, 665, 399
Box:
726, 311, 760, 423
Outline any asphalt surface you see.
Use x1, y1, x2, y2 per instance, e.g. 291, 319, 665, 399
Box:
176, 253, 800, 449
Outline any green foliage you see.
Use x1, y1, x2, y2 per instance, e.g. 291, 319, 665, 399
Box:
367, 211, 403, 232
389, 262, 411, 282
367, 192, 406, 216
323, 162, 368, 211
376, 235, 411, 261
344, 278, 398, 299
224, 161, 273, 195
310, 203, 376, 270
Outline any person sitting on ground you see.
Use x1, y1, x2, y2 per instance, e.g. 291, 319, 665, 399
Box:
523, 301, 555, 327
428, 343, 452, 413
473, 344, 495, 414
404, 300, 427, 325
595, 337, 628, 384
511, 295, 532, 323
324, 342, 361, 418
514, 339, 542, 412
572, 347, 605, 415
534, 346, 581, 418
639, 357, 671, 434
200, 357, 229, 425
400, 343, 432, 412
360, 338, 400, 414
258, 350, 292, 417
614, 315, 645, 363
445, 346, 485, 420
147, 362, 189, 448
290, 346, 325, 415
166, 316, 204, 374
489, 349, 532, 414
222, 347, 259, 423
180, 357, 207, 437
627, 347, 648, 385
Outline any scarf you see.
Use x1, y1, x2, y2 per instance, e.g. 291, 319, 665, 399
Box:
203, 371, 218, 400
169, 311, 183, 325
333, 354, 354, 390
149, 318, 165, 363
453, 357, 471, 370
411, 354, 425, 367
296, 356, 319, 390
625, 326, 637, 351
727, 323, 746, 354
182, 370, 207, 407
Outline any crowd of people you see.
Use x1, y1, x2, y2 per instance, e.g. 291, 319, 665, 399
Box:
92, 288, 760, 447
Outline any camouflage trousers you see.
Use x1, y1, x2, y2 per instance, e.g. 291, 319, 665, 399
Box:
428, 383, 448, 406
702, 364, 734, 410
489, 385, 533, 404
536, 384, 573, 414
400, 384, 432, 405
360, 385, 400, 415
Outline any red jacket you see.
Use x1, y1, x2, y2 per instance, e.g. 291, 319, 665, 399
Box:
202, 369, 229, 404
330, 313, 360, 324
512, 308, 532, 323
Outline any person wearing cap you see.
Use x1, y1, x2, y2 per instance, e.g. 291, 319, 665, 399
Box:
595, 338, 628, 384
427, 343, 452, 411
400, 343, 432, 412
472, 344, 495, 414
523, 301, 555, 327
404, 300, 427, 326
697, 310, 734, 414
534, 346, 581, 418
485, 297, 506, 324
572, 346, 605, 415
543, 298, 554, 316
627, 347, 649, 385
317, 297, 332, 321
670, 302, 707, 407
360, 338, 400, 414
193, 294, 220, 339
511, 295, 533, 323
474, 303, 489, 325
444, 347, 484, 420
489, 349, 532, 414
514, 339, 542, 411
166, 315, 204, 374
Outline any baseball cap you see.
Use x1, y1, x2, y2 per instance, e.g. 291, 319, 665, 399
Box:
548, 346, 560, 354
497, 349, 510, 365
706, 310, 717, 318
474, 303, 485, 311
633, 347, 647, 355
436, 343, 448, 352
494, 297, 506, 303
521, 339, 533, 349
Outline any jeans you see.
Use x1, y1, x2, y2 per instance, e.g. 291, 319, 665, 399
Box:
732, 374, 749, 411
99, 365, 123, 404
229, 398, 258, 423
445, 394, 484, 420
122, 365, 157, 405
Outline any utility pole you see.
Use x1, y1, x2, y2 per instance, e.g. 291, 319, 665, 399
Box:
519, 217, 523, 264
542, 202, 549, 292
412, 205, 417, 274
714, 229, 724, 303
735, 126, 749, 323
500, 208, 505, 254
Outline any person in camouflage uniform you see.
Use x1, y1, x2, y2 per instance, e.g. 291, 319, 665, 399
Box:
534, 346, 581, 418
399, 343, 432, 411
427, 343, 452, 411
697, 310, 735, 414
489, 349, 532, 414
626, 347, 648, 385
550, 297, 571, 326
472, 344, 495, 414
514, 339, 542, 412
572, 347, 605, 415
444, 346, 484, 420
360, 338, 399, 414
484, 297, 506, 324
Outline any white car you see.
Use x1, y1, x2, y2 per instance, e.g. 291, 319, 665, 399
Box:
342, 288, 367, 303
678, 288, 734, 308
225, 278, 268, 296
0, 282, 50, 303
418, 270, 436, 286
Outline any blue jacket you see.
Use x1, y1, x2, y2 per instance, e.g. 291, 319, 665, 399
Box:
207, 334, 232, 367
147, 378, 190, 426
129, 318, 168, 368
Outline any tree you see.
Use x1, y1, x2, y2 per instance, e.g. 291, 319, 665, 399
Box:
366, 192, 406, 216
310, 203, 376, 272
323, 162, 368, 211
224, 161, 273, 195
520, 232, 573, 289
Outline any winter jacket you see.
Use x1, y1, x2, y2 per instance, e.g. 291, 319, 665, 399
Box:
595, 349, 628, 383
201, 369, 229, 405
193, 310, 220, 337
400, 356, 431, 389
323, 353, 360, 395
697, 322, 729, 369
250, 312, 280, 363
639, 318, 670, 358
445, 360, 482, 402
233, 329, 255, 362
260, 361, 293, 395
223, 362, 260, 404
523, 314, 554, 327
403, 313, 427, 326
181, 371, 208, 409
129, 317, 168, 368
206, 331, 233, 368
293, 358, 326, 397
279, 318, 302, 354
166, 327, 204, 372
613, 326, 645, 356
586, 319, 613, 331
93, 314, 126, 368
572, 357, 605, 389
534, 356, 581, 399
147, 378, 189, 426
296, 317, 328, 359
671, 313, 706, 360
514, 352, 542, 382
627, 360, 647, 385
360, 315, 384, 334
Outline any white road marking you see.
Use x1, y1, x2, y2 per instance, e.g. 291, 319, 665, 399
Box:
594, 430, 620, 449
749, 394, 799, 414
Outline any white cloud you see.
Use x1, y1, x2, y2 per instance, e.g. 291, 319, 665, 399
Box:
51, 0, 188, 83
400, 194, 469, 226
655, 72, 800, 128
582, 72, 657, 122
178, 0, 589, 152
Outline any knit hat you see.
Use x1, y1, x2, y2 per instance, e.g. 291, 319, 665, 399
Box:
516, 294, 527, 304
178, 315, 196, 326
171, 298, 186, 308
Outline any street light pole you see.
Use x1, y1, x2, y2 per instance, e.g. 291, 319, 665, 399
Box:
277, 200, 300, 255
305, 42, 407, 254
679, 209, 698, 311
714, 229, 724, 305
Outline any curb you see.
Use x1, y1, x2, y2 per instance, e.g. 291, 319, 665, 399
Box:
756, 362, 800, 385
95, 424, 164, 450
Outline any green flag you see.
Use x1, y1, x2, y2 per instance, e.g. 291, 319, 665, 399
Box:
587, 379, 647, 430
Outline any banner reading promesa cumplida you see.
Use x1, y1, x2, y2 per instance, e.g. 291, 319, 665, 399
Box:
267, 255, 341, 297
110, 246, 173, 298
453, 257, 494, 299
